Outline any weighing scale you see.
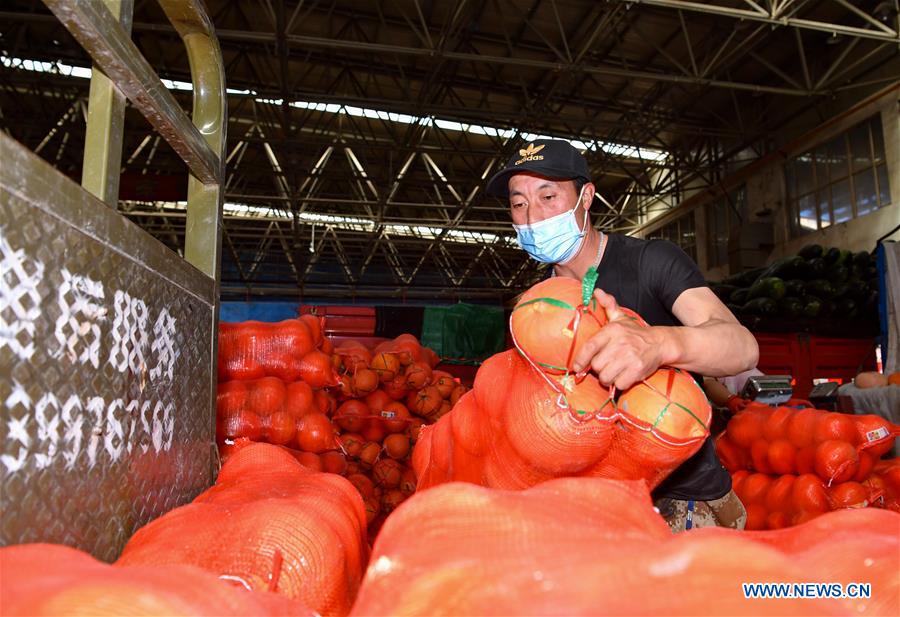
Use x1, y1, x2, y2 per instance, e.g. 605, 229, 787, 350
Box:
740, 375, 793, 406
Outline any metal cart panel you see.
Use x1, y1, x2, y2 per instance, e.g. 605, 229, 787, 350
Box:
1, 135, 217, 562
1, 0, 224, 562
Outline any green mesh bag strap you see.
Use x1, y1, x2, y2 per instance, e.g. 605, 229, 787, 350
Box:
582, 266, 599, 307
563, 266, 601, 378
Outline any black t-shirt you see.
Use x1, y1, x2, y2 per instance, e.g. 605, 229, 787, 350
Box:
594, 233, 732, 501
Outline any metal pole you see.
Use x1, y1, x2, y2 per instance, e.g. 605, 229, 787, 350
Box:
80, 0, 133, 207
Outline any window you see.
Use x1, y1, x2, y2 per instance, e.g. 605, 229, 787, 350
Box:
786, 115, 891, 237
705, 185, 747, 269
647, 213, 697, 263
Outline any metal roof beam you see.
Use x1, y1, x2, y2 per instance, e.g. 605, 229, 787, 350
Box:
0, 10, 809, 97
626, 0, 900, 44
271, 32, 816, 96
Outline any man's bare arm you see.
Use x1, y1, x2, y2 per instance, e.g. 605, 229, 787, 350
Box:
660, 286, 760, 377
572, 287, 758, 389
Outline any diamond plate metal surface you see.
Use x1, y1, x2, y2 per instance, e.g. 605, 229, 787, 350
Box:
1, 137, 217, 563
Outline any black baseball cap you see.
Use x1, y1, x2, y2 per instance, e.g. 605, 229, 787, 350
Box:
485, 139, 591, 197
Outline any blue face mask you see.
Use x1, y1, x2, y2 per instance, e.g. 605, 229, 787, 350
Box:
513, 186, 589, 264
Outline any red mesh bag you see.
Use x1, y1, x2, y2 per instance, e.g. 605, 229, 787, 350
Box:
404, 361, 433, 390
374, 334, 425, 367
603, 366, 711, 487
0, 543, 313, 616
370, 351, 401, 383
350, 477, 873, 616
416, 270, 711, 492
297, 349, 340, 388
351, 368, 380, 397
715, 507, 900, 616
219, 436, 328, 471
865, 458, 900, 511
720, 405, 899, 485
217, 377, 340, 452
413, 348, 710, 491
300, 313, 325, 347
332, 398, 415, 444
733, 470, 885, 530
335, 341, 372, 373
218, 319, 326, 383
422, 345, 440, 368
118, 443, 368, 617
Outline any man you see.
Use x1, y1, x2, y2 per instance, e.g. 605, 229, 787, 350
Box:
487, 139, 759, 532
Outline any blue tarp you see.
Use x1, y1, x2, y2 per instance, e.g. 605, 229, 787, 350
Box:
219, 301, 299, 323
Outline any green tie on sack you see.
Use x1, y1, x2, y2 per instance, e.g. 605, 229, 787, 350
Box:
421, 303, 506, 364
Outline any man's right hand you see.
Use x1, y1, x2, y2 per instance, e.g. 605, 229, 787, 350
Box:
571, 289, 669, 390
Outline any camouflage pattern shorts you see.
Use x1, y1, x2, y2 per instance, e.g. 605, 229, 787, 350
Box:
654, 489, 747, 533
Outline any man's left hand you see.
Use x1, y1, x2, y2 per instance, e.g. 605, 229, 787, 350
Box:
572, 289, 668, 390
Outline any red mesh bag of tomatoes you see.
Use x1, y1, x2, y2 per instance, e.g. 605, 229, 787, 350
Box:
218, 318, 337, 387
717, 404, 898, 485
118, 443, 367, 617
731, 469, 885, 531
351, 477, 897, 616
367, 334, 441, 371
413, 269, 712, 492
1, 543, 314, 616
864, 458, 900, 511
217, 376, 339, 454
218, 436, 343, 475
